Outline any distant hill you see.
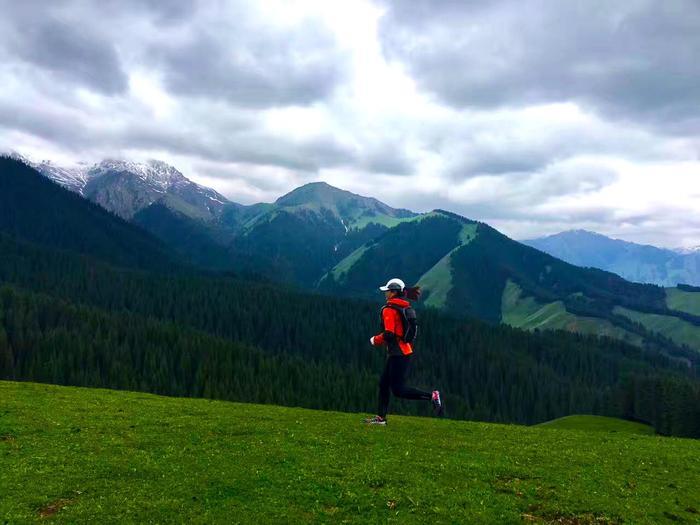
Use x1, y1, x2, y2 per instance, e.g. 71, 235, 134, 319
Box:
524, 229, 700, 287
537, 415, 654, 435
0, 157, 176, 271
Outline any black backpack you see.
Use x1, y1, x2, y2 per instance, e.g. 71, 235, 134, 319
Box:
381, 304, 418, 344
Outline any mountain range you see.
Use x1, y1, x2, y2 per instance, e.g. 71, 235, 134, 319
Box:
6, 154, 700, 356
19, 153, 416, 283
524, 230, 700, 287
11, 154, 229, 221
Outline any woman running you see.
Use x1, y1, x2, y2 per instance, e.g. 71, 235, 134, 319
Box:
364, 278, 443, 425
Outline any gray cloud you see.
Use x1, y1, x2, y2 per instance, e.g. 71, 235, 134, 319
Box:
110, 0, 197, 24
0, 99, 95, 150
127, 117, 358, 172
380, 0, 700, 127
0, 88, 363, 174
0, 0, 353, 171
0, 2, 128, 94
151, 12, 346, 108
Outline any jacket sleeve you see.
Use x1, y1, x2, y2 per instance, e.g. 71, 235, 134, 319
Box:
372, 308, 398, 346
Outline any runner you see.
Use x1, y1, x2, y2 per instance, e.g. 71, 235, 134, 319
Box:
364, 278, 443, 425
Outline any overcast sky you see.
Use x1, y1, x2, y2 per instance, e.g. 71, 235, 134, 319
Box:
1, 0, 699, 247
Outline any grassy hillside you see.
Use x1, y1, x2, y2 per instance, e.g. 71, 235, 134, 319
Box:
417, 222, 478, 309
614, 306, 700, 352
502, 281, 644, 346
667, 287, 700, 316
319, 212, 475, 301
1, 382, 699, 524
537, 415, 654, 435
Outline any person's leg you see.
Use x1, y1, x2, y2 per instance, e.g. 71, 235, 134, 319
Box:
390, 355, 432, 401
377, 357, 393, 419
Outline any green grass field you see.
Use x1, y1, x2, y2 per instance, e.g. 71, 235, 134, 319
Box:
2, 381, 699, 524
536, 415, 655, 435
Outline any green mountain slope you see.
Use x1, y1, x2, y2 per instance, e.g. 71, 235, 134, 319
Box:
2, 382, 699, 524
322, 210, 700, 353
666, 286, 700, 316
19, 152, 699, 357
614, 306, 700, 351
501, 280, 644, 346
0, 157, 176, 271
133, 202, 235, 271
134, 181, 417, 285
229, 182, 417, 285
416, 221, 478, 309
272, 181, 415, 229
319, 212, 476, 300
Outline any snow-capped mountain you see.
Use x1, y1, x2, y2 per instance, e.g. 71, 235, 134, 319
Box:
83, 159, 230, 219
32, 161, 91, 194
8, 152, 91, 194
14, 154, 230, 220
89, 159, 187, 191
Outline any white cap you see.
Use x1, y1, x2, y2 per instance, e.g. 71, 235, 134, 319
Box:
379, 278, 405, 292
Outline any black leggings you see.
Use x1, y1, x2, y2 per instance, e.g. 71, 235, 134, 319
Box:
378, 354, 432, 418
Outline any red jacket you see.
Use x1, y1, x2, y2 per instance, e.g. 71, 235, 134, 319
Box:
372, 297, 413, 355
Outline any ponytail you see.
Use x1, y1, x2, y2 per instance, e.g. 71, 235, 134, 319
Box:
403, 286, 421, 301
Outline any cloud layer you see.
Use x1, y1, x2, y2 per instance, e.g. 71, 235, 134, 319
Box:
1, 0, 699, 247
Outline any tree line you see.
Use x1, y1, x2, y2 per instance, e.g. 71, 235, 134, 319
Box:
1, 234, 699, 437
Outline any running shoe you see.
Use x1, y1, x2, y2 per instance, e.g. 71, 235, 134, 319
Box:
431, 390, 444, 416
363, 415, 387, 425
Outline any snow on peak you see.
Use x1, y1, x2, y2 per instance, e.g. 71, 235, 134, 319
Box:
675, 245, 700, 255
90, 159, 188, 190
8, 152, 230, 207
7, 150, 29, 163
90, 158, 230, 206
8, 151, 91, 194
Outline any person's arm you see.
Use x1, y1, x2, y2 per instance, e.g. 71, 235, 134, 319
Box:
371, 308, 398, 346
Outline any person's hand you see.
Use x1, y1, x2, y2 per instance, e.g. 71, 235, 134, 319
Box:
370, 336, 376, 346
